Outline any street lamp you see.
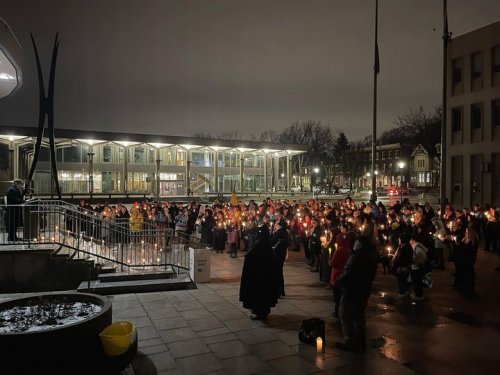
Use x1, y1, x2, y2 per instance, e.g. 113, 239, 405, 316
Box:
398, 162, 405, 202
366, 172, 371, 189
313, 167, 320, 197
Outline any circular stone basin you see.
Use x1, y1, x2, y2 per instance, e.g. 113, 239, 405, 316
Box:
0, 292, 112, 373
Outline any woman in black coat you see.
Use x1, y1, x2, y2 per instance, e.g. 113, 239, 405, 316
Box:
213, 211, 227, 253
271, 219, 289, 298
239, 222, 278, 320
201, 209, 216, 246
454, 227, 479, 295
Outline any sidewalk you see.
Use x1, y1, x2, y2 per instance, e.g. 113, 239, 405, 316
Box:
2, 247, 500, 374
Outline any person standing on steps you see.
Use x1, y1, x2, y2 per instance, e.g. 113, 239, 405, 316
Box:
5, 178, 26, 241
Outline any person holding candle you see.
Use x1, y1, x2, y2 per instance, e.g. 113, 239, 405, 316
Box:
308, 217, 322, 272
484, 207, 499, 254
431, 217, 447, 270
453, 226, 479, 295
213, 211, 227, 253
129, 205, 144, 244
389, 233, 413, 295
200, 209, 216, 247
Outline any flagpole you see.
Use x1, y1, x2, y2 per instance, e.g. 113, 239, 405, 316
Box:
370, 0, 379, 203
440, 0, 451, 217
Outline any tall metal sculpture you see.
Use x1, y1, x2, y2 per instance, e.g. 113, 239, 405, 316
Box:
27, 33, 61, 199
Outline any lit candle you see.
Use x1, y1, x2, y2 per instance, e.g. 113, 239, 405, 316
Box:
316, 337, 323, 352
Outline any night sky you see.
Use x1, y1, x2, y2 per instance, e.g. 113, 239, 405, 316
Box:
1, 0, 499, 141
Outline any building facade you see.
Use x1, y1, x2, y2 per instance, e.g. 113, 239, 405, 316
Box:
347, 143, 412, 190
410, 144, 440, 189
447, 21, 500, 208
0, 126, 306, 196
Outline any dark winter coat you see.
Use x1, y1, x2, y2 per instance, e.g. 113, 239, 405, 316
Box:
239, 225, 278, 312
336, 236, 377, 302
201, 215, 216, 246
271, 227, 289, 265
5, 185, 25, 226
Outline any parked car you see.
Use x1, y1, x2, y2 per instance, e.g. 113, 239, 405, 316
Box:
291, 186, 302, 192
338, 186, 352, 194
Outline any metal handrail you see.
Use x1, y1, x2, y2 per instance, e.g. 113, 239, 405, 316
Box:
0, 200, 203, 274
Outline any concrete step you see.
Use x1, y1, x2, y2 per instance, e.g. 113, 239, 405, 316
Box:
77, 273, 194, 295
98, 267, 175, 282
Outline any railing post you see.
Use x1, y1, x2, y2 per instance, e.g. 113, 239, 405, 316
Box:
119, 242, 124, 272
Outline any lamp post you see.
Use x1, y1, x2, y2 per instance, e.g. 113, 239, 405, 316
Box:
313, 167, 320, 198
366, 172, 371, 189
398, 162, 405, 202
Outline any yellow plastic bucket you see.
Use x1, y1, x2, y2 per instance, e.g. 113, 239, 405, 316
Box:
99, 321, 136, 356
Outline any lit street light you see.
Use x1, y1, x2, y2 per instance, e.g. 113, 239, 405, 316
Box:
313, 167, 320, 197
398, 161, 405, 202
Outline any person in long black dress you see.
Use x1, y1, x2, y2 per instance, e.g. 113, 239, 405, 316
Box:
239, 220, 278, 320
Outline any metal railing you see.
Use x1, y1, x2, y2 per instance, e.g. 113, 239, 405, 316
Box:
0, 200, 206, 274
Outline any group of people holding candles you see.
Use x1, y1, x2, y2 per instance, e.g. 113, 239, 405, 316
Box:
64, 194, 498, 351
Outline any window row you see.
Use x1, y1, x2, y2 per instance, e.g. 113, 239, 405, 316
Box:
358, 149, 401, 162
34, 146, 267, 168
451, 99, 500, 132
33, 170, 273, 195
452, 44, 500, 89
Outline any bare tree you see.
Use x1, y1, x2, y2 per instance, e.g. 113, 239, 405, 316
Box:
260, 130, 279, 143
381, 106, 441, 152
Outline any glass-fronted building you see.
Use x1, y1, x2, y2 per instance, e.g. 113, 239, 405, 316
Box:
0, 126, 307, 196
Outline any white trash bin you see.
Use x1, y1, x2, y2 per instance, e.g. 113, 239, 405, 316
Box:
189, 247, 211, 283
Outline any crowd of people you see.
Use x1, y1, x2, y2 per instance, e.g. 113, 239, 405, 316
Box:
71, 195, 499, 302
3, 178, 500, 352
90, 194, 497, 351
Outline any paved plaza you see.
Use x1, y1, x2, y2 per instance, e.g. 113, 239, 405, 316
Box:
1, 245, 500, 374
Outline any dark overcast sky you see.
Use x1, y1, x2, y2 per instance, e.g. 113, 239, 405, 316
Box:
1, 0, 500, 141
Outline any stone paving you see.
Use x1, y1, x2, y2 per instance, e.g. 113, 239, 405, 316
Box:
2, 245, 500, 374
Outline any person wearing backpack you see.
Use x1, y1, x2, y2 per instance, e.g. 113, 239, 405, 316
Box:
409, 235, 432, 300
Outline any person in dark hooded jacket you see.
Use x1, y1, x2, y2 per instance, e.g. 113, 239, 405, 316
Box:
335, 234, 377, 352
271, 219, 289, 298
239, 220, 278, 320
